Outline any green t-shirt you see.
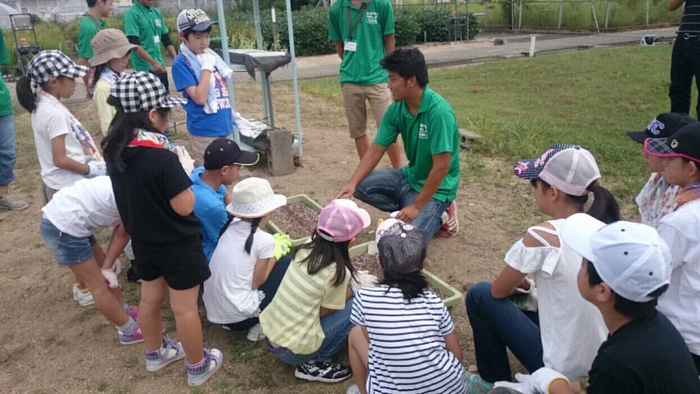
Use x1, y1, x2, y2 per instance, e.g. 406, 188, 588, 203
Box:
0, 36, 12, 116
328, 0, 394, 86
375, 86, 461, 202
77, 13, 106, 59
123, 2, 168, 71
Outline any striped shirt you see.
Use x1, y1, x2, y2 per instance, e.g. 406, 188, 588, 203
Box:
259, 249, 350, 355
679, 0, 700, 33
351, 285, 467, 394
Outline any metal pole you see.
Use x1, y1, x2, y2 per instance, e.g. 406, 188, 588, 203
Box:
590, 0, 599, 33
518, 0, 522, 30
285, 0, 304, 158
215, 0, 239, 142
484, 1, 488, 30
558, 1, 562, 30
252, 0, 270, 123
645, 0, 649, 27
605, 0, 610, 31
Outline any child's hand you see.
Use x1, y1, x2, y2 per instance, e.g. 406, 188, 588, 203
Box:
273, 233, 292, 260
197, 53, 216, 72
174, 146, 195, 175
101, 268, 119, 288
86, 161, 107, 178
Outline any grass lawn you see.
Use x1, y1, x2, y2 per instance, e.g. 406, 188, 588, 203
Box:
299, 44, 696, 211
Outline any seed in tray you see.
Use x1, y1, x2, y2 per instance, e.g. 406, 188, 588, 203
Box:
350, 253, 446, 300
271, 202, 320, 240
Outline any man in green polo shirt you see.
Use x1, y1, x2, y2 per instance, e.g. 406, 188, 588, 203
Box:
76, 0, 112, 96
329, 0, 401, 169
123, 0, 177, 92
0, 34, 28, 216
336, 48, 460, 242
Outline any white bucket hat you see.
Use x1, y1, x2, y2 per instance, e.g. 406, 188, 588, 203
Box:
226, 177, 287, 218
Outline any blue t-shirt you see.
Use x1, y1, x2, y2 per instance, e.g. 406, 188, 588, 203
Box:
172, 54, 233, 137
190, 167, 229, 262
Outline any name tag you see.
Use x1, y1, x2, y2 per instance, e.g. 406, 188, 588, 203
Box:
153, 35, 160, 44
344, 40, 357, 52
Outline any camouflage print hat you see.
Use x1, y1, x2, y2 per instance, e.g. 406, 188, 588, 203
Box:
377, 223, 426, 274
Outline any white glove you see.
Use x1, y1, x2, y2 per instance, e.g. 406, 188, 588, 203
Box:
197, 53, 216, 72
101, 268, 119, 288
111, 259, 122, 276
529, 368, 569, 394
494, 373, 535, 394
86, 161, 107, 178
174, 146, 194, 175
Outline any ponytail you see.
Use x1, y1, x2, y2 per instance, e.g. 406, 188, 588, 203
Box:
16, 77, 38, 113
244, 217, 262, 255
586, 182, 620, 224
218, 214, 235, 240
381, 270, 429, 301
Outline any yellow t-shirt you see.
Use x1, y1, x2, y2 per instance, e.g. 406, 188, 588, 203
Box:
93, 79, 116, 136
260, 249, 350, 355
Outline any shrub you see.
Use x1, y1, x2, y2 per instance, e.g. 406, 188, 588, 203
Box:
412, 8, 480, 42
394, 9, 421, 46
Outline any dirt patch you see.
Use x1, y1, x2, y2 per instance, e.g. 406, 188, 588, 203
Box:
271, 202, 320, 240
0, 80, 535, 393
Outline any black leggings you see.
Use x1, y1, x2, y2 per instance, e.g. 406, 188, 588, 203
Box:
693, 353, 700, 375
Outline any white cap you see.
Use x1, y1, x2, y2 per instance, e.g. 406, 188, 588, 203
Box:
560, 213, 672, 302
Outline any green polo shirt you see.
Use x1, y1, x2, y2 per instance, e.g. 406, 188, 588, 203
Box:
375, 86, 460, 202
328, 0, 394, 86
123, 2, 168, 71
0, 36, 12, 116
77, 13, 106, 59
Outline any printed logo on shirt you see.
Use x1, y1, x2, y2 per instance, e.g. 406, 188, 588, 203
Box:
213, 73, 231, 110
366, 12, 378, 25
419, 123, 428, 139
647, 118, 665, 136
155, 19, 162, 27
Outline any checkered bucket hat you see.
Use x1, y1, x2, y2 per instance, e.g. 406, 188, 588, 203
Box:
28, 50, 88, 94
110, 72, 187, 113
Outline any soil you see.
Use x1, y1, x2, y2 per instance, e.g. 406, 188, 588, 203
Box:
0, 81, 544, 393
350, 253, 383, 282
270, 202, 319, 240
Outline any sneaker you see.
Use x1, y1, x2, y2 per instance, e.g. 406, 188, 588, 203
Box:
437, 201, 459, 238
246, 323, 265, 342
126, 306, 139, 320
465, 371, 494, 394
294, 361, 352, 383
72, 284, 79, 301
75, 287, 95, 307
0, 195, 28, 211
187, 348, 224, 387
145, 334, 186, 372
118, 322, 145, 345
347, 384, 361, 394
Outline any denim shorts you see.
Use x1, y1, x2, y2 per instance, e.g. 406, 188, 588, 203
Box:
40, 216, 96, 266
0, 114, 17, 186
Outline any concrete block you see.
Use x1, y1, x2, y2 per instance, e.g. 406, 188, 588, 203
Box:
268, 129, 295, 176
459, 129, 482, 149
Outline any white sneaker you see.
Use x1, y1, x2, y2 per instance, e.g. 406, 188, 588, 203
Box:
246, 323, 265, 342
347, 384, 361, 394
72, 284, 79, 301
75, 287, 95, 307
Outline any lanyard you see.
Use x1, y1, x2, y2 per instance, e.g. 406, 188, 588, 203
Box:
346, 0, 370, 41
83, 13, 104, 30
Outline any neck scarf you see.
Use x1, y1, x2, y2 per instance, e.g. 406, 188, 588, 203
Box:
39, 91, 102, 161
635, 173, 678, 227
179, 43, 232, 114
128, 129, 177, 150
674, 181, 700, 210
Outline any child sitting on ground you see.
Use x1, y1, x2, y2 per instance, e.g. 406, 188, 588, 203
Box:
465, 144, 619, 393
260, 199, 370, 384
347, 222, 467, 394
645, 122, 700, 374
203, 177, 291, 342
626, 113, 694, 227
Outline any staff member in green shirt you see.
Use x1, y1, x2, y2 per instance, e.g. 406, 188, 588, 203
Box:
336, 48, 460, 242
123, 0, 177, 93
329, 0, 402, 169
0, 34, 28, 216
76, 0, 112, 97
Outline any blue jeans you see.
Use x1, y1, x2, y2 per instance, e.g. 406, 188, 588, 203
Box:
465, 282, 544, 383
269, 297, 354, 364
354, 169, 450, 242
0, 114, 17, 186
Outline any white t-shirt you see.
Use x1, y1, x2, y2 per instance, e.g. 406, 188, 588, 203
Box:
41, 176, 121, 238
203, 219, 275, 324
657, 199, 700, 355
505, 219, 608, 380
350, 286, 467, 394
32, 95, 87, 190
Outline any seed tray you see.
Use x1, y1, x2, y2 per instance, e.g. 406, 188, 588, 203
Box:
266, 194, 323, 248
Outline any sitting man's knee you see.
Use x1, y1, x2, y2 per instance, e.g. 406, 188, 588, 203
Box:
466, 281, 492, 307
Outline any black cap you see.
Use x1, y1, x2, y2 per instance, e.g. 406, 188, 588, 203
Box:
626, 113, 696, 144
644, 122, 700, 163
203, 138, 259, 170
377, 225, 426, 274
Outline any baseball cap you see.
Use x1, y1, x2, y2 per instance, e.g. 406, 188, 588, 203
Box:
177, 8, 218, 32
513, 143, 601, 196
376, 222, 426, 274
560, 213, 671, 302
203, 138, 259, 170
90, 29, 137, 66
317, 199, 371, 242
626, 113, 696, 144
28, 50, 88, 93
644, 122, 700, 164
110, 72, 186, 113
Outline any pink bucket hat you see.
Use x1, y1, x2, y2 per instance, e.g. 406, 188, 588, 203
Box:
317, 199, 371, 242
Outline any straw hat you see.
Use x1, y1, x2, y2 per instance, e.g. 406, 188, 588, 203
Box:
226, 178, 287, 218
90, 29, 137, 66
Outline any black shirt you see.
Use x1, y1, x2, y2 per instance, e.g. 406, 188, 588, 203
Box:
679, 0, 700, 33
588, 311, 700, 394
108, 146, 201, 244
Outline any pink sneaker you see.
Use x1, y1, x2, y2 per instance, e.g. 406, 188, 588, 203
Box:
119, 323, 144, 345
127, 306, 139, 320
437, 201, 459, 238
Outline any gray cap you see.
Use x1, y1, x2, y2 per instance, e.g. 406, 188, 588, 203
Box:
377, 224, 426, 274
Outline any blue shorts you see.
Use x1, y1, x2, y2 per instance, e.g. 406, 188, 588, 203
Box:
40, 217, 97, 266
0, 114, 17, 186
